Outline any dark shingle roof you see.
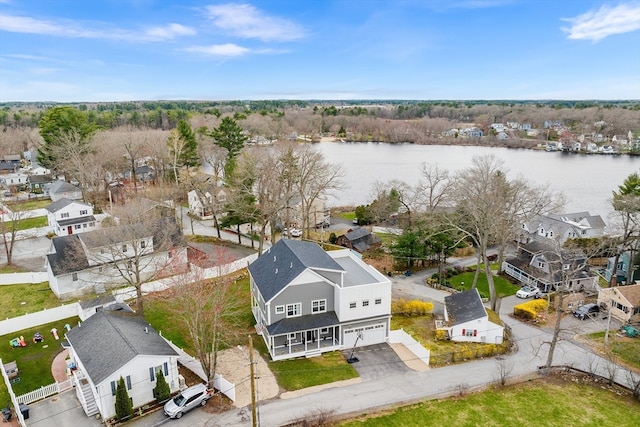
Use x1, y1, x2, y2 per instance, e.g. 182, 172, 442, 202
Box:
57, 215, 96, 227
66, 310, 177, 385
45, 198, 91, 213
266, 311, 340, 335
49, 180, 80, 195
47, 234, 89, 275
248, 239, 344, 302
444, 289, 487, 326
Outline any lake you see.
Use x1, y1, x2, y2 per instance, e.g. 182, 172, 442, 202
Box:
312, 142, 640, 222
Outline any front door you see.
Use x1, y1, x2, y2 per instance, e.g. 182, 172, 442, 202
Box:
67, 226, 73, 235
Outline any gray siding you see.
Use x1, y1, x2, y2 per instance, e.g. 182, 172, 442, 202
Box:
270, 280, 334, 322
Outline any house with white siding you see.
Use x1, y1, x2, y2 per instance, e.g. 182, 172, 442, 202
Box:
45, 198, 98, 236
249, 239, 391, 361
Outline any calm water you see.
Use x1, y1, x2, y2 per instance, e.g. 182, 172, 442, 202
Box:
313, 142, 640, 221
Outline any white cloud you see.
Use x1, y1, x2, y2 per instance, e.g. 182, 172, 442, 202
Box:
185, 43, 250, 56
562, 2, 640, 42
145, 23, 196, 41
204, 3, 305, 41
0, 13, 194, 42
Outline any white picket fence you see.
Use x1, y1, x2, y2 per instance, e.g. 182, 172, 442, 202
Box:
14, 378, 74, 405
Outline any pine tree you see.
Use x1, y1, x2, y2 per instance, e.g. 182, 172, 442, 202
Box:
114, 377, 133, 420
153, 370, 171, 402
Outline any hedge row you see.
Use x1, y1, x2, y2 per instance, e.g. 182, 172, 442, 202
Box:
513, 299, 548, 320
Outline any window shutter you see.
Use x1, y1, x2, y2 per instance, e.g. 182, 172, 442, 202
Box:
462, 329, 465, 336
126, 375, 132, 390
149, 367, 155, 382
111, 381, 116, 396
163, 362, 168, 376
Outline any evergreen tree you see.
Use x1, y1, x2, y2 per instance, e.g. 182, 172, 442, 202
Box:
114, 377, 133, 420
210, 117, 247, 178
176, 120, 199, 168
153, 370, 171, 402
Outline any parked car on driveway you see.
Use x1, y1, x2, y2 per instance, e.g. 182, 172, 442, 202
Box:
516, 285, 541, 299
573, 303, 600, 320
164, 383, 211, 419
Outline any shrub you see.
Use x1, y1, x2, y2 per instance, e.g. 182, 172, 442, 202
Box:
153, 370, 171, 402
329, 232, 337, 244
391, 299, 434, 316
435, 329, 449, 340
513, 299, 548, 320
115, 377, 133, 420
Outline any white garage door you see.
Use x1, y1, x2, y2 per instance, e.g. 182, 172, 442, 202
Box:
343, 324, 386, 348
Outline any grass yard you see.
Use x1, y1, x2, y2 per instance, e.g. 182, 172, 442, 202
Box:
584, 331, 640, 370
339, 375, 640, 426
0, 317, 79, 408
3, 216, 48, 231
267, 350, 358, 391
0, 282, 65, 318
447, 272, 521, 299
7, 200, 51, 211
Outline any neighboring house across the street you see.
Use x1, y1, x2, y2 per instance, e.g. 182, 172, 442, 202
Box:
604, 251, 640, 285
45, 217, 187, 299
49, 180, 83, 201
517, 212, 606, 245
0, 173, 29, 189
598, 284, 640, 324
439, 288, 504, 344
66, 307, 180, 419
0, 154, 21, 174
187, 188, 226, 220
336, 227, 382, 253
27, 174, 53, 195
248, 239, 392, 361
45, 198, 98, 236
502, 241, 598, 293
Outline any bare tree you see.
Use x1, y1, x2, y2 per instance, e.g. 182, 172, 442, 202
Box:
295, 145, 345, 237
67, 199, 186, 316
0, 208, 27, 265
163, 269, 244, 388
416, 162, 454, 214
448, 155, 558, 311
493, 357, 514, 387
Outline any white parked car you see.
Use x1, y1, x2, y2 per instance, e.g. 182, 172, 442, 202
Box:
516, 286, 541, 299
164, 383, 211, 419
289, 228, 302, 237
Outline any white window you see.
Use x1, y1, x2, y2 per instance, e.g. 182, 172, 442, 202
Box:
362, 300, 369, 307
375, 298, 382, 305
122, 244, 128, 252
141, 240, 146, 249
60, 212, 69, 219
75, 224, 81, 230
275, 305, 284, 314
349, 302, 356, 309
72, 272, 78, 281
286, 303, 301, 317
312, 299, 326, 313
80, 209, 88, 215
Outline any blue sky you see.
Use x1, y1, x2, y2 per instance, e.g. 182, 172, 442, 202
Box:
0, 0, 639, 102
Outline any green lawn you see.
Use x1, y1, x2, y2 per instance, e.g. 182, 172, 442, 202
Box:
7, 200, 51, 211
0, 317, 79, 408
585, 331, 640, 370
267, 350, 358, 391
3, 216, 48, 231
339, 378, 640, 426
0, 283, 65, 318
448, 272, 521, 299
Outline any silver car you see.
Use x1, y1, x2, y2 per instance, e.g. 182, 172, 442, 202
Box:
163, 383, 211, 419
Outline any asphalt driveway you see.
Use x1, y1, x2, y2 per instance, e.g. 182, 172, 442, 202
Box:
342, 343, 411, 381
26, 389, 103, 427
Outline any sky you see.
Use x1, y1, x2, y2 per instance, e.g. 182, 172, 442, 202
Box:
0, 0, 639, 102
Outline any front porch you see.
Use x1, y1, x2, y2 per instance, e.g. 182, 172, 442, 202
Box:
502, 262, 554, 292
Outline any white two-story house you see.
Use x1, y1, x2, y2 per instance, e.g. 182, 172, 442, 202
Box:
248, 239, 392, 361
46, 217, 187, 299
518, 212, 606, 245
45, 198, 98, 236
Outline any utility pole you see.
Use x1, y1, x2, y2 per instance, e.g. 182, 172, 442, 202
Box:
249, 335, 257, 427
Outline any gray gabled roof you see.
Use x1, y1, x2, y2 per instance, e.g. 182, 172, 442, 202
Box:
444, 288, 487, 326
49, 180, 81, 195
45, 198, 91, 213
47, 234, 89, 275
248, 239, 344, 302
66, 310, 177, 385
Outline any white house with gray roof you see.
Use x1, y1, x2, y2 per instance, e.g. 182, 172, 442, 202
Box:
66, 308, 180, 419
45, 198, 98, 236
248, 239, 391, 361
441, 289, 504, 344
